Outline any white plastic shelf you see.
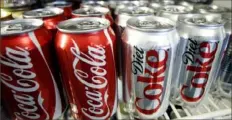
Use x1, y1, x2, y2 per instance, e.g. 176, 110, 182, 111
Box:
117, 94, 231, 120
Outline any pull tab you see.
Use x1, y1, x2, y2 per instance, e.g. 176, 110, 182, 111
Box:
193, 18, 207, 24
37, 10, 54, 16
6, 24, 24, 31
137, 20, 161, 28
76, 21, 102, 30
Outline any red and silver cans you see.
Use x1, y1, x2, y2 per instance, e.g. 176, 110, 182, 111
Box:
55, 17, 117, 120
45, 1, 72, 19
216, 13, 232, 98
72, 6, 114, 28
157, 5, 192, 22
171, 14, 226, 106
23, 7, 65, 36
121, 16, 179, 119
0, 19, 65, 120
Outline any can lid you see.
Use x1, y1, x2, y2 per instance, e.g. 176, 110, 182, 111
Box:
1, 19, 43, 36
115, 4, 136, 15
127, 16, 175, 32
57, 17, 109, 33
72, 7, 103, 17
160, 5, 191, 14
178, 14, 225, 27
196, 5, 231, 13
23, 7, 63, 18
118, 6, 154, 16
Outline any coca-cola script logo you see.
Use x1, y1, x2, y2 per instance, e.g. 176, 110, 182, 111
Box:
70, 40, 110, 119
0, 47, 48, 119
133, 47, 169, 115
181, 38, 218, 102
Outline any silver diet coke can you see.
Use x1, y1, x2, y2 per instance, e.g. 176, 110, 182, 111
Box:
121, 16, 179, 119
171, 14, 226, 106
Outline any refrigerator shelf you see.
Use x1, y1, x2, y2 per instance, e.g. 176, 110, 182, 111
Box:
117, 94, 231, 120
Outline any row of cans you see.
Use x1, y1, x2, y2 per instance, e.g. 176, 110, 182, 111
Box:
1, 0, 231, 120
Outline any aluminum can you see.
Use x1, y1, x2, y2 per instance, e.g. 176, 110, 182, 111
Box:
122, 16, 179, 119
0, 8, 12, 21
0, 0, 36, 8
23, 7, 65, 36
216, 13, 232, 98
193, 4, 231, 14
171, 14, 226, 106
55, 17, 117, 120
157, 5, 192, 22
115, 6, 154, 86
72, 6, 114, 28
45, 1, 72, 19
0, 19, 65, 120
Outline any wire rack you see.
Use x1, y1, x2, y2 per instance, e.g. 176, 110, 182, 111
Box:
117, 94, 231, 120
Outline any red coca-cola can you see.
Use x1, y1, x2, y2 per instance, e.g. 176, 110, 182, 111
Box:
0, 19, 65, 120
23, 7, 65, 37
72, 6, 114, 28
55, 17, 117, 120
45, 1, 72, 19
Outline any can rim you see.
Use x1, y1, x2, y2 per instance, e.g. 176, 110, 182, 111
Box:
127, 16, 175, 32
45, 1, 72, 8
57, 17, 110, 33
1, 19, 43, 36
23, 7, 64, 18
159, 5, 192, 14
116, 6, 154, 16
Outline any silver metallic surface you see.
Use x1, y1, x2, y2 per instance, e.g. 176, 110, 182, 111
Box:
157, 5, 192, 22
1, 19, 43, 36
72, 6, 109, 17
122, 16, 179, 119
57, 17, 109, 33
45, 1, 72, 8
23, 7, 63, 18
171, 14, 226, 106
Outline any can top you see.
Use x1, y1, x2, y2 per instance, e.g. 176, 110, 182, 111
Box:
178, 14, 225, 27
115, 4, 136, 15
82, 1, 108, 8
57, 17, 109, 33
1, 19, 43, 36
196, 5, 231, 13
45, 1, 72, 8
72, 6, 109, 16
127, 16, 175, 32
23, 7, 63, 18
159, 5, 191, 14
117, 6, 154, 16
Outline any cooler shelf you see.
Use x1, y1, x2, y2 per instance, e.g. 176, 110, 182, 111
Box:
117, 94, 231, 120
